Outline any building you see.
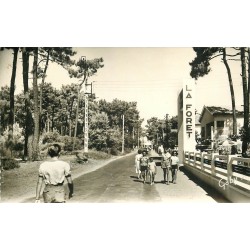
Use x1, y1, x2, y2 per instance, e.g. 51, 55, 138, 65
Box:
195, 114, 201, 135
141, 136, 152, 148
199, 106, 244, 141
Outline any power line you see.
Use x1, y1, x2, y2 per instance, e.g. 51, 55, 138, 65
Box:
93, 84, 243, 89
94, 80, 176, 83
93, 80, 243, 86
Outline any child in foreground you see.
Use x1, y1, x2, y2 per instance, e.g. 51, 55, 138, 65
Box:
148, 157, 157, 185
140, 151, 149, 184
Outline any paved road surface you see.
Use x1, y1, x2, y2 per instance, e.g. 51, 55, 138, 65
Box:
68, 151, 229, 203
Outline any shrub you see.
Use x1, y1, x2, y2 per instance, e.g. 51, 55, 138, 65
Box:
1, 124, 25, 158
0, 147, 12, 159
59, 136, 82, 151
124, 148, 131, 154
86, 149, 111, 160
42, 131, 61, 143
110, 147, 119, 156
12, 142, 24, 152
74, 138, 83, 150
1, 158, 20, 170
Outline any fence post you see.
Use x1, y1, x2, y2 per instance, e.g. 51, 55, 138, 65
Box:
184, 151, 186, 165
211, 153, 218, 176
227, 155, 233, 185
194, 152, 197, 168
188, 152, 191, 165
201, 152, 204, 171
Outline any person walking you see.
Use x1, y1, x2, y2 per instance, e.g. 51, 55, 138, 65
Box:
158, 145, 164, 155
35, 144, 74, 203
135, 149, 142, 179
148, 157, 157, 185
161, 149, 171, 184
171, 151, 179, 184
140, 151, 149, 184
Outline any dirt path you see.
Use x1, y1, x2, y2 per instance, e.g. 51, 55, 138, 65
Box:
1, 152, 135, 203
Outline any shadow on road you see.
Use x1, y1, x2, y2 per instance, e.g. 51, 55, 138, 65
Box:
130, 175, 170, 185
179, 166, 231, 203
130, 175, 138, 179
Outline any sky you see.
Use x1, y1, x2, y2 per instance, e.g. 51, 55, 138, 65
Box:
0, 47, 244, 126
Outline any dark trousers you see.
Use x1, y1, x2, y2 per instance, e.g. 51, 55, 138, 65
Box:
171, 165, 178, 183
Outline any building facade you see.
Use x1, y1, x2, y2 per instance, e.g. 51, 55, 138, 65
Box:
199, 106, 244, 141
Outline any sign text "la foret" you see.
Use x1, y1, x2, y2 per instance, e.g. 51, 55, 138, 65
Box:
185, 84, 193, 138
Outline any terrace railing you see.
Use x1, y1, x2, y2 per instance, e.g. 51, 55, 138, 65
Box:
184, 151, 250, 194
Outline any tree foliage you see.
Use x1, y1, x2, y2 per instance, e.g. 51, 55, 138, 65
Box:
145, 115, 178, 149
0, 47, 144, 160
190, 47, 221, 80
190, 47, 239, 136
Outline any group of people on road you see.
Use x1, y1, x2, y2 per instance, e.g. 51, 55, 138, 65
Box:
161, 149, 179, 184
135, 147, 180, 185
135, 150, 154, 184
35, 143, 179, 203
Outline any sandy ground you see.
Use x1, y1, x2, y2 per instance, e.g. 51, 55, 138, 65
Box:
1, 152, 134, 203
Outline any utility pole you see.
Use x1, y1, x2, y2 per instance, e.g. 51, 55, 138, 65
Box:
122, 114, 125, 153
74, 55, 90, 154
84, 86, 89, 153
73, 56, 86, 151
84, 81, 93, 153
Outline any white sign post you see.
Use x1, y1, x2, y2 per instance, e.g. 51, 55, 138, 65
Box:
178, 79, 196, 164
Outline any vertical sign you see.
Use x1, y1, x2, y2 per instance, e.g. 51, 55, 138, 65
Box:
122, 114, 124, 153
82, 55, 88, 153
183, 79, 196, 152
84, 93, 88, 153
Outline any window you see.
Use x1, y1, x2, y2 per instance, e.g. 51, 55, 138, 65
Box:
217, 121, 224, 127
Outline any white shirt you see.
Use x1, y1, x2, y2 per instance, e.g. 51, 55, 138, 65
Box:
148, 161, 157, 172
135, 154, 142, 164
162, 152, 171, 161
171, 156, 179, 165
39, 158, 71, 185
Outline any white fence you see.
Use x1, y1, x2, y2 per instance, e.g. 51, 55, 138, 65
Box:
184, 151, 250, 201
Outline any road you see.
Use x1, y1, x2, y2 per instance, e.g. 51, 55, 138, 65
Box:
68, 151, 229, 203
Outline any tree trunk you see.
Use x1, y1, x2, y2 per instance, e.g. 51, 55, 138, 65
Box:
222, 48, 237, 135
39, 49, 50, 114
247, 48, 250, 150
51, 107, 54, 132
240, 47, 249, 155
69, 119, 72, 137
39, 49, 50, 132
8, 47, 19, 141
22, 48, 33, 160
69, 99, 75, 137
73, 73, 88, 148
32, 47, 40, 160
47, 113, 50, 132
248, 48, 250, 139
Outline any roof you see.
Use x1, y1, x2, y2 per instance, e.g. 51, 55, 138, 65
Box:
206, 106, 244, 115
199, 106, 244, 122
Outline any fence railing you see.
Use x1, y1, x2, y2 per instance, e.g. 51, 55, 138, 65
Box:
184, 151, 250, 193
